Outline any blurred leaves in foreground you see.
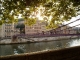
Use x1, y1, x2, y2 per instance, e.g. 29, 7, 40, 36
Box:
0, 0, 80, 28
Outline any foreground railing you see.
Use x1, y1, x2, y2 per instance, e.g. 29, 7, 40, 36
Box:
1, 46, 80, 60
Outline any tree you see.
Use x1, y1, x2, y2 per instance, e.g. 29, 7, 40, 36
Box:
0, 0, 80, 28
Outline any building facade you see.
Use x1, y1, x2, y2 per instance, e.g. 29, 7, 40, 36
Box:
4, 23, 14, 38
0, 23, 20, 39
25, 20, 48, 35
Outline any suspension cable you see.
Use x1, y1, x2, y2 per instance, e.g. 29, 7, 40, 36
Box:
57, 18, 80, 29
54, 18, 80, 34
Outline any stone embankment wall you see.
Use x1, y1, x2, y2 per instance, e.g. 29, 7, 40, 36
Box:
30, 36, 78, 42
1, 46, 80, 60
0, 36, 78, 44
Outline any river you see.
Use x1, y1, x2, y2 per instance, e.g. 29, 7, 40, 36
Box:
0, 38, 80, 56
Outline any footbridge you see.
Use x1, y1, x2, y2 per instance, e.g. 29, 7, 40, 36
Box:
16, 18, 80, 38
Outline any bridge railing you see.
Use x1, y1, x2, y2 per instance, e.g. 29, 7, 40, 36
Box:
14, 18, 80, 38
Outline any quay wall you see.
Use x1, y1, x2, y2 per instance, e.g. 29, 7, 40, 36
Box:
30, 36, 78, 42
0, 36, 78, 44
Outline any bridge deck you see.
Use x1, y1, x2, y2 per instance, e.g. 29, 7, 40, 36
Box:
16, 34, 80, 38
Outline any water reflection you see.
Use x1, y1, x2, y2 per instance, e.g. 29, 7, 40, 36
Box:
0, 38, 80, 56
70, 39, 80, 47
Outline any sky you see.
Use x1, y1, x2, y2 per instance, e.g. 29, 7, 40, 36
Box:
63, 15, 80, 27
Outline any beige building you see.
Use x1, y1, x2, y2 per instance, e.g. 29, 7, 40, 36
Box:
60, 25, 69, 34
48, 25, 77, 34
25, 20, 48, 34
4, 23, 14, 38
60, 25, 77, 34
0, 23, 20, 38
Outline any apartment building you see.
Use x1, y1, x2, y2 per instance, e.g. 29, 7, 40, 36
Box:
5, 23, 21, 38
60, 25, 77, 34
0, 23, 20, 39
4, 23, 14, 38
47, 25, 77, 34
60, 25, 69, 34
25, 20, 48, 34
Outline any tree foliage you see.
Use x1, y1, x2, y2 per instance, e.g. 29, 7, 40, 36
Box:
0, 0, 80, 28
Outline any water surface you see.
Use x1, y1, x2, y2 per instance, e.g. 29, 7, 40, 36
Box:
0, 38, 80, 56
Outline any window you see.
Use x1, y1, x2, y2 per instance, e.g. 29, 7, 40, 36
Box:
5, 30, 6, 32
27, 30, 30, 32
